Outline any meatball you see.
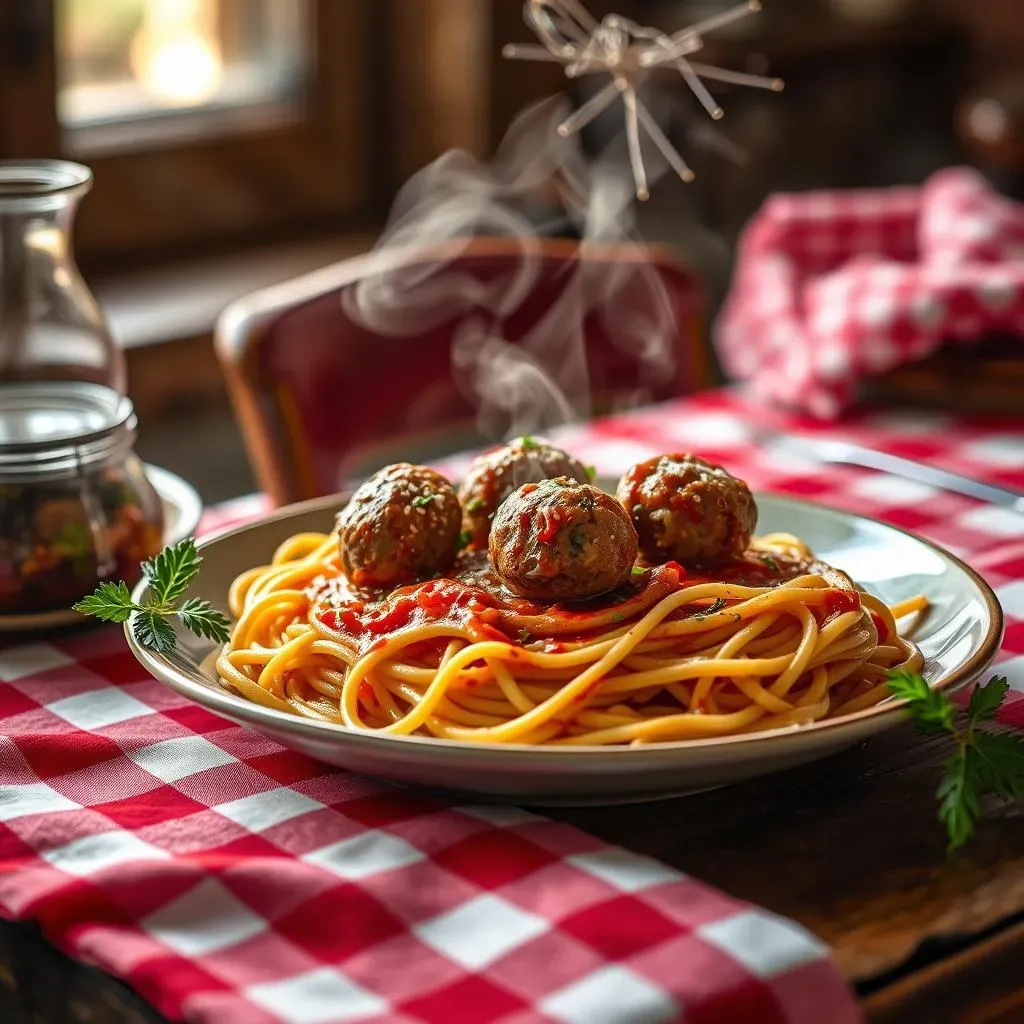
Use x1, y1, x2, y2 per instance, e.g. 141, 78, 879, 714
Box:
489, 477, 638, 601
337, 463, 461, 587
458, 436, 590, 546
617, 454, 757, 566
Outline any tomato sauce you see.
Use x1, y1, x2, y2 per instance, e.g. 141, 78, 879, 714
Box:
536, 506, 564, 543
820, 587, 862, 625
869, 610, 888, 641
312, 547, 825, 656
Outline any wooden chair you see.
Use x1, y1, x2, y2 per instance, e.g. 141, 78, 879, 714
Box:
215, 237, 709, 506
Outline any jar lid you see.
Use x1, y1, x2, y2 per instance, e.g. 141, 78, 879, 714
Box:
0, 381, 136, 478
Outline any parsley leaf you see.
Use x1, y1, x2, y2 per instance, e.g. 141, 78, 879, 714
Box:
972, 731, 1024, 800
760, 554, 780, 573
519, 435, 540, 450
411, 494, 436, 508
178, 599, 231, 643
888, 670, 1024, 851
74, 537, 232, 655
889, 670, 956, 733
631, 566, 646, 576
465, 497, 484, 512
141, 537, 202, 605
968, 675, 1009, 726
938, 747, 980, 852
132, 609, 177, 655
73, 581, 135, 623
585, 465, 597, 481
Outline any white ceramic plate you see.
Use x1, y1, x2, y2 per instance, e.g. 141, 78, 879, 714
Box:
127, 491, 1003, 805
0, 464, 203, 634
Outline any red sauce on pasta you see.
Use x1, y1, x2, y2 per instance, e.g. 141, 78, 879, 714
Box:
821, 588, 862, 623
312, 548, 838, 658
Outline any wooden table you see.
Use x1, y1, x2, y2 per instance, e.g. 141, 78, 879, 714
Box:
3, 720, 1023, 1024
556, 725, 1024, 1024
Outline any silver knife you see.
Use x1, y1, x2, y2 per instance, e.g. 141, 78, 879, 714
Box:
765, 434, 1024, 514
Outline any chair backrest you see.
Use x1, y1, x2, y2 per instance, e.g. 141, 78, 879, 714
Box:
215, 237, 708, 505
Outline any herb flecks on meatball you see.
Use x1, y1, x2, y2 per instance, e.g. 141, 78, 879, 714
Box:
489, 477, 638, 601
617, 454, 757, 566
338, 463, 461, 587
458, 436, 590, 548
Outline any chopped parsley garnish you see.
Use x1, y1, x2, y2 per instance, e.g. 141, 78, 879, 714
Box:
611, 612, 626, 623
693, 597, 727, 619
585, 465, 597, 481
465, 497, 484, 512
760, 554, 780, 573
519, 628, 531, 644
631, 566, 646, 576
456, 529, 473, 552
520, 435, 540, 450
411, 494, 436, 508
569, 524, 586, 556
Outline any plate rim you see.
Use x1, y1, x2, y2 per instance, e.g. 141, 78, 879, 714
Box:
126, 490, 1005, 760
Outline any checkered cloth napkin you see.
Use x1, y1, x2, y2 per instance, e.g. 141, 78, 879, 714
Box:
2, 390, 1022, 1024
715, 166, 1024, 419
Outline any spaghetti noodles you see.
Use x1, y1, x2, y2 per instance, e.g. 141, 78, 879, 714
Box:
216, 527, 925, 746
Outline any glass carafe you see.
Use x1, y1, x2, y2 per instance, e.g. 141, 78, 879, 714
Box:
0, 160, 126, 393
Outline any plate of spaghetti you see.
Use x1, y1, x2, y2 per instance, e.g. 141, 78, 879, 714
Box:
128, 440, 1003, 804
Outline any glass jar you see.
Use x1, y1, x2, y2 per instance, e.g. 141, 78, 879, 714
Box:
0, 160, 126, 393
0, 382, 163, 615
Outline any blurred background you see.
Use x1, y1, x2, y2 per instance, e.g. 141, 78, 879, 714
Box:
1, 0, 1021, 501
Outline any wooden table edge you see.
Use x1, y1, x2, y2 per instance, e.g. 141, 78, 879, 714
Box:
862, 912, 1024, 1023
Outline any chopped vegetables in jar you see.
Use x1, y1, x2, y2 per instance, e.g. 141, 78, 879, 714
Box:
0, 463, 163, 615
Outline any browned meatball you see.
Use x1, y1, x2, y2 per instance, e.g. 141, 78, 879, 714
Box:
337, 463, 460, 587
617, 454, 757, 566
458, 437, 590, 547
489, 478, 638, 601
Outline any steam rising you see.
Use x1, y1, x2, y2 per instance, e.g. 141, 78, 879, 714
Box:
343, 96, 679, 445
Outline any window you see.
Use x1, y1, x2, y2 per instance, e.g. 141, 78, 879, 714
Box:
0, 0, 514, 268
0, 0, 372, 264
58, 0, 310, 149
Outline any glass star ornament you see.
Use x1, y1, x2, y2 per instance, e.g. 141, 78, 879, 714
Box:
503, 0, 783, 200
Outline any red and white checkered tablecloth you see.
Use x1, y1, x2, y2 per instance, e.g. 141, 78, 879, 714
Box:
716, 166, 1024, 419
2, 390, 1022, 1024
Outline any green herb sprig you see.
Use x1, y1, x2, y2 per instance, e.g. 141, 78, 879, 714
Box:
888, 671, 1024, 850
693, 596, 727, 619
73, 538, 230, 655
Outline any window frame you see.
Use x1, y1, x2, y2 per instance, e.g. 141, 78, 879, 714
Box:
0, 0, 374, 266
